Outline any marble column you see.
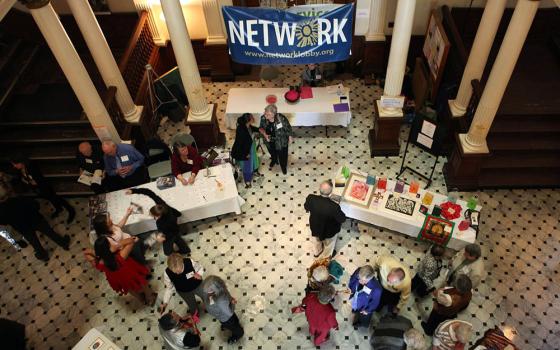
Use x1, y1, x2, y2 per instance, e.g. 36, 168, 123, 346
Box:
133, 0, 167, 46
0, 0, 17, 21
68, 0, 143, 123
368, 0, 415, 157
461, 0, 540, 153
22, 0, 121, 142
378, 0, 416, 116
160, 0, 213, 122
448, 0, 507, 117
365, 0, 387, 42
202, 0, 227, 45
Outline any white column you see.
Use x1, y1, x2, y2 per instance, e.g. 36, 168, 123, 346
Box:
161, 0, 213, 121
461, 0, 539, 153
133, 0, 167, 46
68, 0, 143, 123
202, 0, 227, 45
365, 0, 387, 42
378, 0, 416, 117
26, 1, 121, 142
448, 0, 507, 117
0, 0, 17, 22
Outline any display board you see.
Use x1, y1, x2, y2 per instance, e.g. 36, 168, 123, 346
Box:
422, 10, 450, 101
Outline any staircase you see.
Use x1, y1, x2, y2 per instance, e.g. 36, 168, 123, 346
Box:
0, 37, 96, 196
477, 114, 560, 188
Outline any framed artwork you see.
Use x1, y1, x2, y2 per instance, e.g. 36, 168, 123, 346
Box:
341, 172, 375, 208
418, 215, 454, 247
422, 10, 450, 101
384, 194, 416, 216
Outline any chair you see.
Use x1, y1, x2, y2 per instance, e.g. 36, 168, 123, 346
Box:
169, 132, 198, 152
145, 138, 172, 181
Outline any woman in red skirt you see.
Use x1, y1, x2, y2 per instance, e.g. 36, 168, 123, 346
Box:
84, 236, 155, 305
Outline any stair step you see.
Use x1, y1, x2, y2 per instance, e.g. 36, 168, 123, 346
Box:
487, 133, 560, 151
50, 178, 95, 197
479, 168, 560, 189
0, 119, 90, 128
491, 117, 560, 133
0, 142, 81, 162
0, 125, 97, 144
481, 152, 560, 169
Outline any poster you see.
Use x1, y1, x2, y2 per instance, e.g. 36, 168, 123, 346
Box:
416, 133, 433, 149
222, 4, 354, 65
341, 172, 375, 208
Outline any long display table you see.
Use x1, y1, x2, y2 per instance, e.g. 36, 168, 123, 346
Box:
225, 87, 351, 129
332, 169, 481, 250
90, 164, 244, 235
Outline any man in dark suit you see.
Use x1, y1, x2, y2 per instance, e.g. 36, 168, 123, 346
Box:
304, 180, 346, 258
0, 196, 70, 261
10, 155, 75, 224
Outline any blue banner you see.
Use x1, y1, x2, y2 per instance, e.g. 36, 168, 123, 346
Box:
222, 4, 354, 65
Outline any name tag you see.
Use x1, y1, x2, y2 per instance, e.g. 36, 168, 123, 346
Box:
85, 159, 93, 164
185, 272, 195, 279
120, 155, 129, 162
276, 123, 283, 130
315, 74, 321, 80
363, 286, 372, 295
186, 159, 193, 165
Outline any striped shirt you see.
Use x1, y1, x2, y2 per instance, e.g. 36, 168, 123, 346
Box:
433, 319, 472, 350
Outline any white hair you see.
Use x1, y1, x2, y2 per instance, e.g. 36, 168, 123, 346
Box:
312, 265, 329, 282
455, 322, 473, 343
403, 328, 424, 350
319, 181, 333, 196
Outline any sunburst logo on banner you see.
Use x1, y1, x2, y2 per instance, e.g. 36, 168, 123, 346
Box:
295, 19, 318, 48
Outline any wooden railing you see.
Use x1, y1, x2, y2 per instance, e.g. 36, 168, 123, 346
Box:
115, 10, 162, 141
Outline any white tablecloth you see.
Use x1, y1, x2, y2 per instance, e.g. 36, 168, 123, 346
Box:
225, 87, 352, 129
73, 328, 121, 350
333, 169, 481, 250
105, 163, 245, 235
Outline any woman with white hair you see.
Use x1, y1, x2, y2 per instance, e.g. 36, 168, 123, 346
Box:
432, 319, 472, 350
404, 328, 425, 350
200, 276, 244, 344
348, 265, 382, 328
258, 104, 294, 174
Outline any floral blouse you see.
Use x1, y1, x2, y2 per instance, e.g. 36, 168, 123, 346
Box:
417, 249, 443, 289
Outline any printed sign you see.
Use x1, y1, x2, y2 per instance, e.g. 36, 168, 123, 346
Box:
380, 96, 405, 109
222, 4, 354, 65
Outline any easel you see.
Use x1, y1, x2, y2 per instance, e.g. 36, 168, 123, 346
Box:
145, 64, 184, 121
397, 133, 439, 188
396, 114, 442, 189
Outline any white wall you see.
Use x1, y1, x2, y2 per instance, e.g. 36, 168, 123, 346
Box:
385, 0, 558, 36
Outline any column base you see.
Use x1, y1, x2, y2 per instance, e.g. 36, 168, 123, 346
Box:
443, 133, 489, 191
185, 104, 225, 149
368, 100, 403, 157
123, 105, 144, 124
204, 43, 234, 82
447, 99, 466, 118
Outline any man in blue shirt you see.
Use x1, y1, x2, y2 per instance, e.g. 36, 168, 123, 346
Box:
102, 140, 147, 191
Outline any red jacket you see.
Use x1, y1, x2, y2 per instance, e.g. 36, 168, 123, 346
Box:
171, 146, 204, 177
303, 293, 338, 332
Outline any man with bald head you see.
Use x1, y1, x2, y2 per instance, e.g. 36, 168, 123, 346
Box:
77, 141, 105, 193
101, 140, 147, 191
304, 180, 346, 258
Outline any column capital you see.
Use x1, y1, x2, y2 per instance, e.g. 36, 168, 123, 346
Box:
19, 0, 49, 9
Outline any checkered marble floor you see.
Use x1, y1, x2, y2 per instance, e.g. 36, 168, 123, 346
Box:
1, 66, 559, 350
